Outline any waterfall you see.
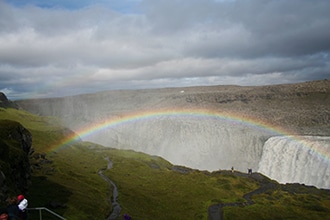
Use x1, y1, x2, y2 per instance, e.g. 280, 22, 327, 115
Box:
60, 112, 330, 189
258, 136, 330, 189
83, 116, 272, 172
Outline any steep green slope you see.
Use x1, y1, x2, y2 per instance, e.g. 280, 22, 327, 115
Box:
0, 108, 110, 218
1, 107, 330, 220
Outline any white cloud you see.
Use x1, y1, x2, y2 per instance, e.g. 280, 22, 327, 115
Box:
0, 0, 329, 100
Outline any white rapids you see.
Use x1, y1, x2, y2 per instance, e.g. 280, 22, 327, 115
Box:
258, 136, 330, 189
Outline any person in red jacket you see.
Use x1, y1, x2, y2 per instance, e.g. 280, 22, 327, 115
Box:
17, 195, 28, 220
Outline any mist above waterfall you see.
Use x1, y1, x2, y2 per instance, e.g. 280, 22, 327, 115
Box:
83, 115, 274, 172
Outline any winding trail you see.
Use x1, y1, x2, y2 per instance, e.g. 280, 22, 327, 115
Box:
208, 172, 277, 220
98, 163, 275, 220
98, 157, 122, 220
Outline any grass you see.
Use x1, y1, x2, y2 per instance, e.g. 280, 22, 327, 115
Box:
223, 189, 330, 220
101, 150, 258, 219
1, 107, 330, 219
28, 143, 111, 219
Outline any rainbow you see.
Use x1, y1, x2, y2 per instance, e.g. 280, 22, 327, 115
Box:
48, 107, 292, 150
47, 108, 330, 162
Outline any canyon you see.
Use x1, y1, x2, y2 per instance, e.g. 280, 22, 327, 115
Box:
16, 80, 330, 189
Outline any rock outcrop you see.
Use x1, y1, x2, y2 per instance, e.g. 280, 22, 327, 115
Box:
0, 120, 32, 204
0, 92, 18, 109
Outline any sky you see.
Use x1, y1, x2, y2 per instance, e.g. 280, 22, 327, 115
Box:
0, 0, 329, 100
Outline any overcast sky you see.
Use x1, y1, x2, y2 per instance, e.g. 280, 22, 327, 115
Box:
1, 0, 329, 100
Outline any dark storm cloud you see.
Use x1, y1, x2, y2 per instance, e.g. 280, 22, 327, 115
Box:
143, 0, 330, 58
0, 0, 329, 100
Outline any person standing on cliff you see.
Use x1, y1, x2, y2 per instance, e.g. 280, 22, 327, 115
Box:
17, 195, 28, 220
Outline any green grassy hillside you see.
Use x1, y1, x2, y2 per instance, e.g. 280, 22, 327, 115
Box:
1, 107, 330, 219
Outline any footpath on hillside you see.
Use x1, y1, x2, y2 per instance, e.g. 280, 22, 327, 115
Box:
98, 157, 121, 220
208, 171, 277, 220
98, 163, 276, 220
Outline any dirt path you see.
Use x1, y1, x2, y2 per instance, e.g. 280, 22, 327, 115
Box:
98, 165, 276, 220
208, 172, 277, 220
98, 157, 122, 220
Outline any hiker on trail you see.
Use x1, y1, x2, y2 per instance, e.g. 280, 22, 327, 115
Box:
6, 197, 19, 220
248, 168, 252, 175
17, 195, 28, 220
124, 214, 131, 220
231, 166, 234, 173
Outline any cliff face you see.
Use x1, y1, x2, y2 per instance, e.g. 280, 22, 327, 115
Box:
15, 79, 330, 135
0, 119, 32, 203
